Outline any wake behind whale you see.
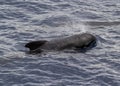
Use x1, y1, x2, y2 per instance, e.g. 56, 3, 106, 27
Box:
25, 33, 96, 54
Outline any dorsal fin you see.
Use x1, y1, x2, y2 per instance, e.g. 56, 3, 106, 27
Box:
25, 40, 47, 50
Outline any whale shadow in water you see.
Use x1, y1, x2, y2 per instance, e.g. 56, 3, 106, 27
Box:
25, 33, 97, 54
84, 21, 120, 26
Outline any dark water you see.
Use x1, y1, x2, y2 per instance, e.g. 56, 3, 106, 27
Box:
0, 0, 120, 86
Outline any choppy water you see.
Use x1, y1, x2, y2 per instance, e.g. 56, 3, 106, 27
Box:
0, 0, 120, 86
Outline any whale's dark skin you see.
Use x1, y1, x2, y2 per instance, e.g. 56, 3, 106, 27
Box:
25, 33, 96, 54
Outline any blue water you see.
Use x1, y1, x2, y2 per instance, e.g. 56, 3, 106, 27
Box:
0, 0, 120, 86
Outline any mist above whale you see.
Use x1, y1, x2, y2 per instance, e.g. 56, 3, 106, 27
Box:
25, 33, 96, 54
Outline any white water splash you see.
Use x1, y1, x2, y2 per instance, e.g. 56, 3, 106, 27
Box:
68, 21, 89, 34
3, 51, 26, 59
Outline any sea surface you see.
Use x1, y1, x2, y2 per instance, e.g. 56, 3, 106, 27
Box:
0, 0, 120, 86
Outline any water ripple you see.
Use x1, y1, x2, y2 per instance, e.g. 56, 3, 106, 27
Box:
0, 0, 120, 86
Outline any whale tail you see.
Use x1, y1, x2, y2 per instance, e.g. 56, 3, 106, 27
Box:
25, 40, 47, 51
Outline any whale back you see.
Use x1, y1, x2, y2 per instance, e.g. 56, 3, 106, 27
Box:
25, 33, 96, 54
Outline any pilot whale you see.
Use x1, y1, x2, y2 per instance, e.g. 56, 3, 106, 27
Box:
25, 33, 96, 54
